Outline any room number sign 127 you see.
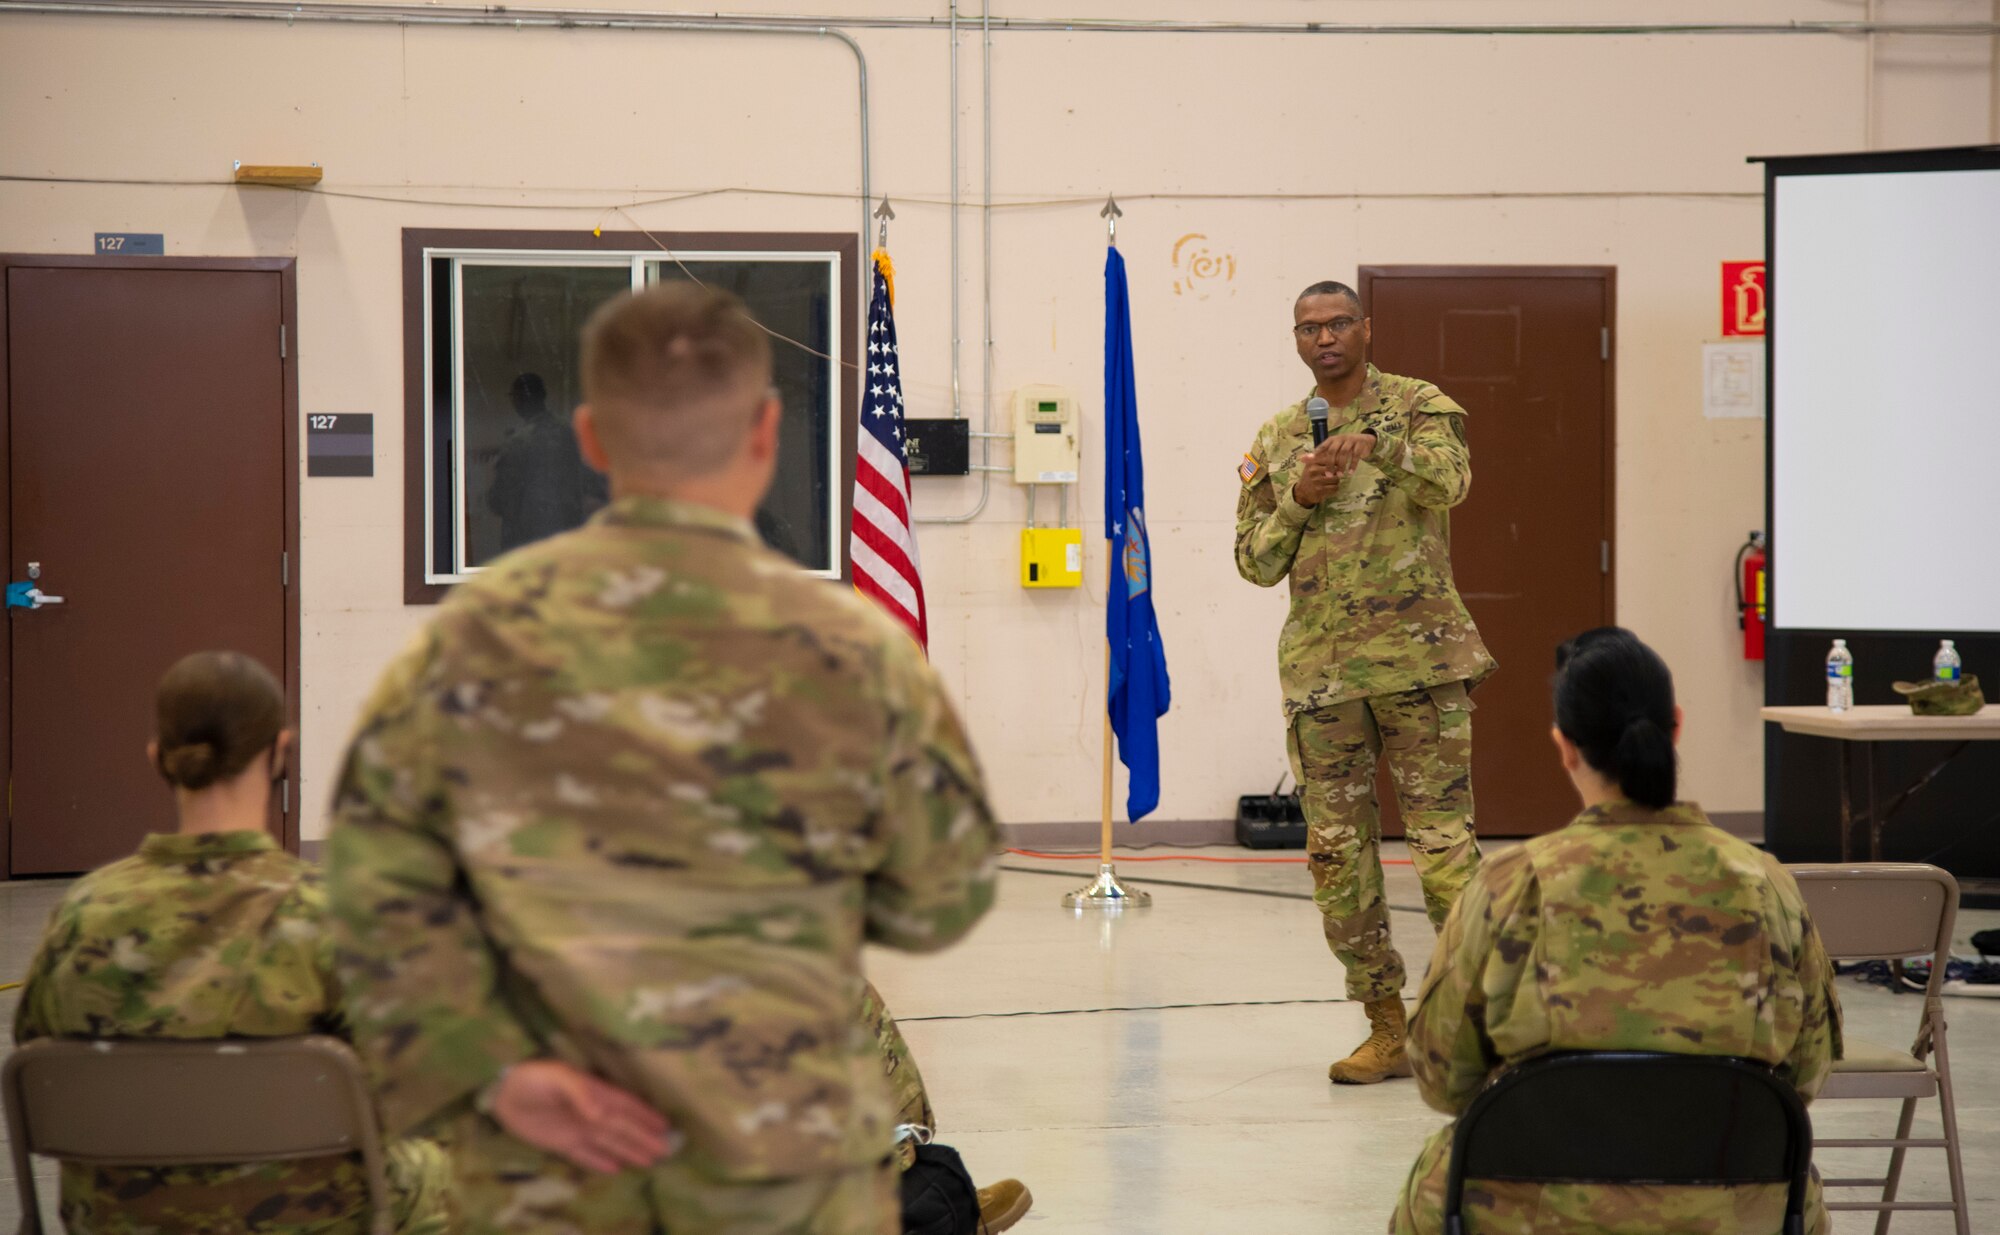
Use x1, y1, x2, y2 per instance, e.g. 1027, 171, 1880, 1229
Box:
93, 232, 164, 255
306, 414, 374, 478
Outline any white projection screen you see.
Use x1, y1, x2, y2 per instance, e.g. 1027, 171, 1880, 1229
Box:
1770, 156, 2000, 633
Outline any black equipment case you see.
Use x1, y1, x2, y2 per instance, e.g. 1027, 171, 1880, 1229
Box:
1235, 774, 1307, 849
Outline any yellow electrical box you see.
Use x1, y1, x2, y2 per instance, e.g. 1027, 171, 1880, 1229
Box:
1021, 528, 1084, 588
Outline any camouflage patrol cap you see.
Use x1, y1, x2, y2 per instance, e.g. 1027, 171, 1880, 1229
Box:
1893, 675, 1985, 716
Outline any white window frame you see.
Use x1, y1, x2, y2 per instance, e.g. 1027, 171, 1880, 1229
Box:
422, 246, 845, 585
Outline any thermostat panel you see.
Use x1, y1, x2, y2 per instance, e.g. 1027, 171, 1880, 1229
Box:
1012, 385, 1080, 485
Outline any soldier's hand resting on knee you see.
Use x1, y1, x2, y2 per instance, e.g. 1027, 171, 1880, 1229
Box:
489, 1059, 677, 1174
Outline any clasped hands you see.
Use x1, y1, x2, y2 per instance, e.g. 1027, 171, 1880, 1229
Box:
1291, 433, 1376, 507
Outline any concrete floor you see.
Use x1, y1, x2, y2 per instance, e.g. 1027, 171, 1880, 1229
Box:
3, 844, 1996, 1233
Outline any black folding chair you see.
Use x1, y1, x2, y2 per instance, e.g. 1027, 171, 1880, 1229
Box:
1444, 1051, 1812, 1235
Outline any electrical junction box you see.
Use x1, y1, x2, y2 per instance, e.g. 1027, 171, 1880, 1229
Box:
1021, 528, 1083, 588
905, 418, 969, 476
1012, 384, 1080, 485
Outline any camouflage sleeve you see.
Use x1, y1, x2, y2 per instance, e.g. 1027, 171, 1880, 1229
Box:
1366, 391, 1471, 511
11, 894, 84, 1043
286, 875, 351, 1039
1233, 437, 1312, 588
1409, 851, 1533, 1116
1782, 902, 1845, 1102
326, 630, 541, 1138
864, 640, 1001, 953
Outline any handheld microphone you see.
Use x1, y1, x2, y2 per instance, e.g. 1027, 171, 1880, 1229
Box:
1306, 397, 1330, 447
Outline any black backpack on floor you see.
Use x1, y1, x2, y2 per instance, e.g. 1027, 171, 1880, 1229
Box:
900, 1142, 981, 1235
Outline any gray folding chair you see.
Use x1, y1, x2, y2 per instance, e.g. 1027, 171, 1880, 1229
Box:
2, 1036, 392, 1235
1790, 863, 1970, 1235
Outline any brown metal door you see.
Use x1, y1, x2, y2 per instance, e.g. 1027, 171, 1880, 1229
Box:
1360, 266, 1614, 837
7, 265, 289, 874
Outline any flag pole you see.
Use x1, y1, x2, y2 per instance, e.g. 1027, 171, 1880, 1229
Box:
1063, 551, 1150, 910
1100, 623, 1115, 867
1066, 232, 1150, 911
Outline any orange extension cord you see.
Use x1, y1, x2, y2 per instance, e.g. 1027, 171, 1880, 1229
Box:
1005, 848, 1414, 866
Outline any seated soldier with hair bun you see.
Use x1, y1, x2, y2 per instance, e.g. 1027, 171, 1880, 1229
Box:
14, 651, 451, 1235
1390, 627, 1842, 1235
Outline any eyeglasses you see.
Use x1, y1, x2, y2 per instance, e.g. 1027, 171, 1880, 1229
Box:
1293, 317, 1362, 340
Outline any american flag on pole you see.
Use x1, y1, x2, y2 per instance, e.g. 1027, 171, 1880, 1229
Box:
849, 251, 929, 649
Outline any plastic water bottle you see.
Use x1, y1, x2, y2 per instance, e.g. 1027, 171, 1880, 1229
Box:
1935, 640, 1962, 683
1826, 640, 1854, 711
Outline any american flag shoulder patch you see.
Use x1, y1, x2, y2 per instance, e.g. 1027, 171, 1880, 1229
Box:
1239, 453, 1265, 485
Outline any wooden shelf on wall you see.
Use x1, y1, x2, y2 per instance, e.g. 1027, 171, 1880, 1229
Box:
233, 163, 323, 187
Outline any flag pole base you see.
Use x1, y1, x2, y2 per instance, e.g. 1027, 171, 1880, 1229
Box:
1062, 863, 1152, 910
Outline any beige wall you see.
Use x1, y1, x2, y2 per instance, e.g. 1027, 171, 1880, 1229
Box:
3, 1, 1994, 837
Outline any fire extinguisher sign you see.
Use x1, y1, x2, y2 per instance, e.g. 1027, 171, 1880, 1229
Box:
1722, 261, 1766, 337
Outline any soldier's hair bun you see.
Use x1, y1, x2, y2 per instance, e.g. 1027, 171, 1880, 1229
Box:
159, 741, 222, 789
154, 652, 285, 792
1552, 627, 1679, 810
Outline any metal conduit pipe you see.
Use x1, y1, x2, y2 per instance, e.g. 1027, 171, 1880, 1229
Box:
0, 0, 875, 359
919, 0, 994, 524
776, 16, 1994, 35
13, 3, 1989, 36
981, 0, 994, 517
960, 0, 999, 524
1865, 0, 1877, 149
944, 0, 960, 423
12, 3, 1991, 37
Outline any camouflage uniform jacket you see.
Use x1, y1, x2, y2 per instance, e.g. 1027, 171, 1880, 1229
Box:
1405, 801, 1842, 1232
1234, 366, 1495, 715
327, 496, 1000, 1185
13, 830, 375, 1233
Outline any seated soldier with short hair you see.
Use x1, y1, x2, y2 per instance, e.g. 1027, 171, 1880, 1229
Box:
327, 283, 999, 1235
14, 651, 450, 1235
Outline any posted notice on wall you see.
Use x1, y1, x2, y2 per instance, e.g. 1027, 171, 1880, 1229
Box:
1702, 341, 1765, 420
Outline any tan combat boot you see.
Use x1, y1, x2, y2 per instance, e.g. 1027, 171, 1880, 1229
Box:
977, 1179, 1033, 1233
1328, 997, 1413, 1084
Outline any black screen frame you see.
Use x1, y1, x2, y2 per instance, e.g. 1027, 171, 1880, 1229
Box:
1751, 144, 2000, 877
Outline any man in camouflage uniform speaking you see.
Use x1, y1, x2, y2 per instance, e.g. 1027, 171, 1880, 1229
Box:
328, 283, 1000, 1235
1234, 280, 1495, 1085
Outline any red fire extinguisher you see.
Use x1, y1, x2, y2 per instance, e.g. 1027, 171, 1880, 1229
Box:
1736, 532, 1767, 661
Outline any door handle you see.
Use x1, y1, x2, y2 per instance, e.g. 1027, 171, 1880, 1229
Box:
6, 583, 64, 609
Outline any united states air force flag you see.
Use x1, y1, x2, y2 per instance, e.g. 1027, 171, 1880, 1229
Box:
1104, 246, 1172, 822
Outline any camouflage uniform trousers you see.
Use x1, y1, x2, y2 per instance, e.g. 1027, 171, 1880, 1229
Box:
445, 1111, 899, 1235
861, 980, 934, 1172
1388, 1124, 1829, 1234
1287, 681, 1480, 1003
56, 1137, 452, 1235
